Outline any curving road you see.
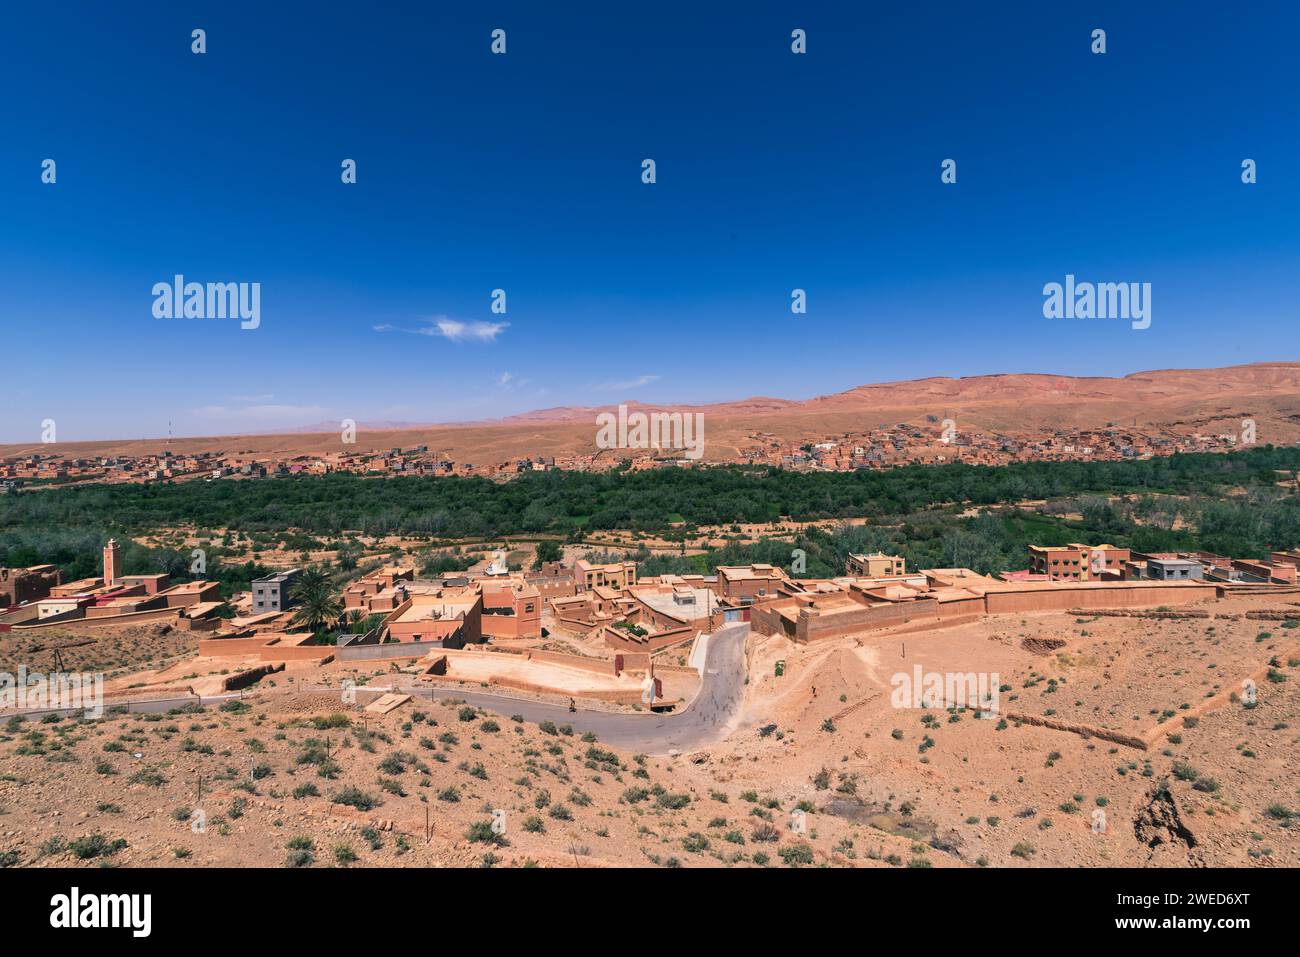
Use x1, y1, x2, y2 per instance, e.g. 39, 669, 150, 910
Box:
6, 624, 753, 755
411, 623, 752, 753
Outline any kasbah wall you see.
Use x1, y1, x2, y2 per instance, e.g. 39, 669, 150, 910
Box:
983, 582, 1217, 615
755, 581, 1219, 644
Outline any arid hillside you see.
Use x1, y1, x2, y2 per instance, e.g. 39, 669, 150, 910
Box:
3, 362, 1298, 463
2, 595, 1296, 869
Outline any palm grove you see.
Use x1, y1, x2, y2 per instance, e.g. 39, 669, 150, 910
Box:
2, 447, 1299, 591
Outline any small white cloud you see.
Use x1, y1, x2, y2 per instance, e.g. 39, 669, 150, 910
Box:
428, 317, 509, 343
591, 374, 660, 392
374, 315, 508, 343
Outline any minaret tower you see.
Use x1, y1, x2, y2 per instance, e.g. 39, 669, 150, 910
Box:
103, 539, 121, 587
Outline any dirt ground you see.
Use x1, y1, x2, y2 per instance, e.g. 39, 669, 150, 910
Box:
1, 596, 1295, 869
0, 621, 198, 681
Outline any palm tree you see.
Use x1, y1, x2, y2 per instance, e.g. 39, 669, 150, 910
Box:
289, 567, 342, 636
293, 565, 330, 593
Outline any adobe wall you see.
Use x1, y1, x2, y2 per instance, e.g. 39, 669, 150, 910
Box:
1220, 584, 1300, 597
257, 639, 334, 663
649, 662, 699, 675
161, 587, 218, 608
526, 648, 617, 676
14, 606, 182, 630
555, 612, 598, 631
797, 597, 940, 643
335, 641, 432, 662
633, 602, 691, 633
389, 616, 465, 644
102, 682, 195, 702
750, 601, 796, 640
529, 579, 576, 600
176, 616, 222, 632
985, 582, 1217, 614
480, 611, 541, 641
614, 652, 652, 673
86, 598, 163, 618
0, 606, 41, 627
199, 634, 272, 656
600, 623, 692, 652
420, 671, 647, 706
485, 674, 648, 706
222, 663, 285, 691
937, 596, 984, 619
877, 611, 984, 638
753, 580, 1222, 643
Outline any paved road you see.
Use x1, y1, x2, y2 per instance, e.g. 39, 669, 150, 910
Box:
407, 623, 751, 753
6, 624, 752, 754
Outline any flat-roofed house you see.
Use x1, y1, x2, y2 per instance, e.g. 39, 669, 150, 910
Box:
1027, 544, 1129, 581
574, 559, 637, 592
252, 569, 302, 614
846, 553, 906, 577
715, 564, 788, 603
387, 589, 483, 647
156, 580, 222, 607
479, 580, 542, 640
1147, 558, 1204, 581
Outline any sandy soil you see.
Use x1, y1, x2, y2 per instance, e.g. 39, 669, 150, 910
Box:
1, 594, 1295, 869
0, 621, 198, 682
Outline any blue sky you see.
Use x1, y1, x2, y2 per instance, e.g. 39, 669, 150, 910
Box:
2, 1, 1297, 442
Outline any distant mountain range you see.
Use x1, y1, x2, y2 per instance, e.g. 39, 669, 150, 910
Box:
6, 362, 1299, 461
493, 362, 1300, 425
